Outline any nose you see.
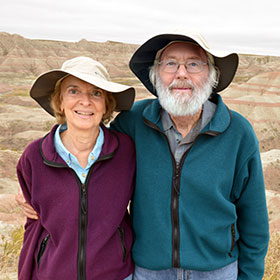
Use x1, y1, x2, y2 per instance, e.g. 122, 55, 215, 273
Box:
79, 92, 91, 105
175, 64, 190, 80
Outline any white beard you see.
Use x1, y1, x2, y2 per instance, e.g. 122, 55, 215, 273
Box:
155, 75, 213, 116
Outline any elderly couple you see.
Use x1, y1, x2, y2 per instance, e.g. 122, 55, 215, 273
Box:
16, 30, 269, 280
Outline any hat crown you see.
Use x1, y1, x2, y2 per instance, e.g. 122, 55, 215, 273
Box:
129, 30, 239, 95
61, 56, 110, 81
171, 29, 210, 50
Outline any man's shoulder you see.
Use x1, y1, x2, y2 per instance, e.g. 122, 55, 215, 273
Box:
228, 109, 259, 146
230, 109, 254, 131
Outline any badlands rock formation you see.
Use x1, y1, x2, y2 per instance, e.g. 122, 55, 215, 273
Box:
0, 32, 279, 235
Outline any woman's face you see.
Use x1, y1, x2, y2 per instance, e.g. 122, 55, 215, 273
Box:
60, 75, 106, 132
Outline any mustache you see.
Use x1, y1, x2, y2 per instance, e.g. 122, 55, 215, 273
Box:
168, 79, 194, 90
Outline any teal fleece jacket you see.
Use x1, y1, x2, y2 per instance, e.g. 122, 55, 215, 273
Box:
111, 93, 269, 280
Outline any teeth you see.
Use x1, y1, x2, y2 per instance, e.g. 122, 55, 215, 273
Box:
76, 111, 93, 116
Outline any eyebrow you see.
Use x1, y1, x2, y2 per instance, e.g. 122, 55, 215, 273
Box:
65, 85, 100, 90
161, 55, 203, 60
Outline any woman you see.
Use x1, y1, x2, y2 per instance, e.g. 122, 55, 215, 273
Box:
16, 56, 136, 280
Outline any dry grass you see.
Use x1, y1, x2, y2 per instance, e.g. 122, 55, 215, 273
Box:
0, 226, 24, 276
263, 232, 280, 280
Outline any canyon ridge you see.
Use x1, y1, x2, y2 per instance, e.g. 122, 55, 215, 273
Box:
0, 32, 279, 241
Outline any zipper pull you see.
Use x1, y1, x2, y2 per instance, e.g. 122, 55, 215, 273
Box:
173, 167, 180, 195
81, 185, 87, 215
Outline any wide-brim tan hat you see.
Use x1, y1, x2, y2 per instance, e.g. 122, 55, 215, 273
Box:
30, 56, 135, 115
129, 30, 239, 95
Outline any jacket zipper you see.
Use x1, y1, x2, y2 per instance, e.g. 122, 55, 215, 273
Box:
144, 117, 221, 268
171, 165, 180, 267
37, 234, 50, 269
228, 223, 236, 257
42, 160, 113, 280
78, 183, 88, 280
117, 227, 127, 262
40, 130, 116, 280
144, 118, 183, 267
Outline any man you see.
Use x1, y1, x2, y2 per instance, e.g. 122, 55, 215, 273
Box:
17, 31, 269, 279
110, 31, 269, 280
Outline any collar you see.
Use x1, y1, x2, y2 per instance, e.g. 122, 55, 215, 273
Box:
40, 123, 118, 166
160, 100, 217, 133
54, 123, 104, 168
143, 93, 231, 135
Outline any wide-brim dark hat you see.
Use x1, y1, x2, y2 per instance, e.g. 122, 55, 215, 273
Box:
129, 30, 239, 95
30, 56, 135, 116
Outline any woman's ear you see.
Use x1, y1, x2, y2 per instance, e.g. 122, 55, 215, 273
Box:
59, 96, 64, 113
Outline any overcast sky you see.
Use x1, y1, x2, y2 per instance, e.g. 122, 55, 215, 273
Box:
1, 0, 280, 56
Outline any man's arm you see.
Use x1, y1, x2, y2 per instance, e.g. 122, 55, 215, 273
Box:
16, 150, 39, 220
15, 186, 39, 220
110, 110, 134, 136
234, 150, 269, 280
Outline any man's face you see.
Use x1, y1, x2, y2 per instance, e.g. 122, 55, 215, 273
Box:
154, 42, 215, 116
158, 42, 209, 98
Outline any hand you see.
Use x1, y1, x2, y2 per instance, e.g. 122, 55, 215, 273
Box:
15, 187, 39, 220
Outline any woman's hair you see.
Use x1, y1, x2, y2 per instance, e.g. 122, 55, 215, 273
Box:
50, 76, 117, 125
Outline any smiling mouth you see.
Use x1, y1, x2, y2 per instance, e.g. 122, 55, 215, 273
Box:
75, 111, 94, 116
171, 87, 193, 92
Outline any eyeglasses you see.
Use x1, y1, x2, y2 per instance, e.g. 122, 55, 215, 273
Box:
158, 59, 208, 74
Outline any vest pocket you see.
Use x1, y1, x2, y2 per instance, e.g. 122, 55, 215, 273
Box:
117, 227, 127, 262
37, 234, 50, 269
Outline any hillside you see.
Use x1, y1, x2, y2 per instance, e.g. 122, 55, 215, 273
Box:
0, 32, 279, 232
0, 31, 279, 280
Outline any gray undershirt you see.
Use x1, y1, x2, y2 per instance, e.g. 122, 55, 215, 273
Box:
161, 100, 217, 164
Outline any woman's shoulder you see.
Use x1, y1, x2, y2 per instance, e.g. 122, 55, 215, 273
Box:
22, 137, 43, 155
21, 129, 53, 159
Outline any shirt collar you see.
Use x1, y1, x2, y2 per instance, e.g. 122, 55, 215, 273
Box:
161, 100, 217, 135
54, 123, 104, 168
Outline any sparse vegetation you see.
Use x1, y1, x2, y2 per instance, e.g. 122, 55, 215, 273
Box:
263, 232, 280, 280
0, 226, 24, 276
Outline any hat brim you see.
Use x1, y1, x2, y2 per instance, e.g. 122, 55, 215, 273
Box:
30, 69, 135, 116
129, 33, 239, 95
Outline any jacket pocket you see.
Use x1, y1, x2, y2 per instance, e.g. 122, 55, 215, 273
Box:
117, 227, 127, 262
228, 224, 235, 258
37, 234, 50, 269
